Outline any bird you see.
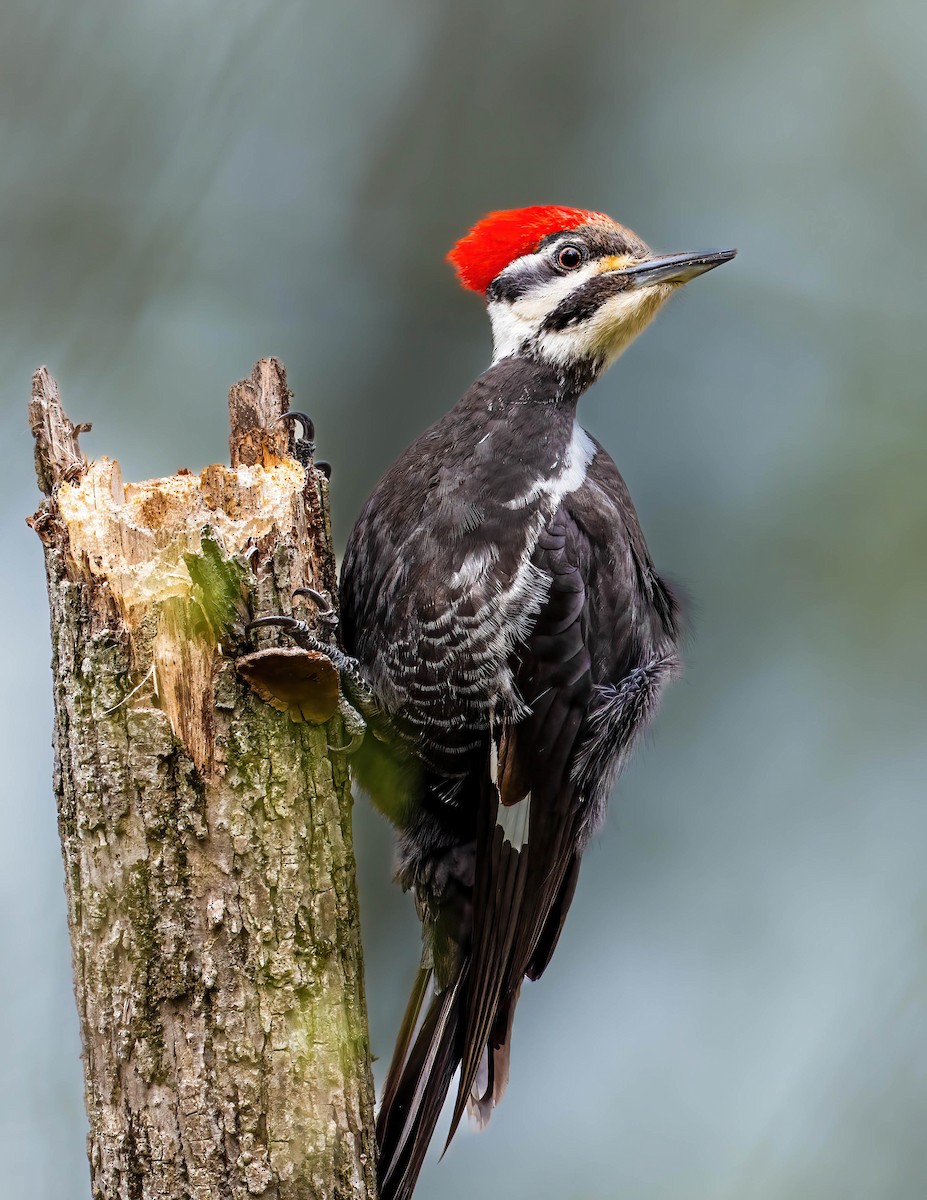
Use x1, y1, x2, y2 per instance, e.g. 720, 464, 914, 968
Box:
256, 206, 734, 1200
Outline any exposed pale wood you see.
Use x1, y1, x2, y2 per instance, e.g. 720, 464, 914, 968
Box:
27, 360, 377, 1200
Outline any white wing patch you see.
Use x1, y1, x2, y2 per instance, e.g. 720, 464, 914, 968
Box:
490, 709, 531, 850
496, 792, 531, 851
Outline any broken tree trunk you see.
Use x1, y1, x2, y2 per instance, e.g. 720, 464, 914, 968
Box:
27, 359, 378, 1200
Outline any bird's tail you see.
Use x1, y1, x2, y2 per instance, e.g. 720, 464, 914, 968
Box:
376, 966, 466, 1200
461, 983, 520, 1130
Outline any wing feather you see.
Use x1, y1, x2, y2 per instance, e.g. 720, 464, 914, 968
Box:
447, 504, 595, 1138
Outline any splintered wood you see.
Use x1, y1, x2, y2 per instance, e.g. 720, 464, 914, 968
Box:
27, 360, 377, 1200
53, 449, 320, 773
31, 359, 337, 776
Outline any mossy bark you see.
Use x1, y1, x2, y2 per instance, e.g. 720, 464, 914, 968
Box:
28, 361, 377, 1200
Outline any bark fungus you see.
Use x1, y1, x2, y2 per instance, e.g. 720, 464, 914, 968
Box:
27, 360, 378, 1200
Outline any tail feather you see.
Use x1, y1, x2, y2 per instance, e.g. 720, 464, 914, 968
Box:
381, 966, 434, 1118
377, 971, 466, 1200
465, 983, 521, 1130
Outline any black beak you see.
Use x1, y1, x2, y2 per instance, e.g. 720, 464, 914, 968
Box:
623, 248, 737, 288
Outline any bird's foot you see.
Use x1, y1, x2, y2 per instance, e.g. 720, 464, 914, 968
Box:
277, 412, 332, 478
245, 587, 373, 751
247, 588, 359, 683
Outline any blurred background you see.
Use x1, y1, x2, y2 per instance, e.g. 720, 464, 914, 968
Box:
2, 1, 926, 1196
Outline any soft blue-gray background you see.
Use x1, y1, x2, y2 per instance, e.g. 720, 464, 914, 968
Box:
2, 2, 926, 1197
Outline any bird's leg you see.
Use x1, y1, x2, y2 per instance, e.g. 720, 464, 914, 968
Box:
245, 587, 379, 750
277, 411, 332, 478
331, 691, 367, 755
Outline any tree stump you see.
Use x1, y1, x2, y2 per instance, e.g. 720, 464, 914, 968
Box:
27, 359, 377, 1200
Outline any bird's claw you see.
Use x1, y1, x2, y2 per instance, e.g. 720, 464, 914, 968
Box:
244, 613, 314, 647
328, 691, 368, 754
277, 411, 332, 477
277, 409, 315, 445
327, 728, 365, 755
293, 586, 339, 627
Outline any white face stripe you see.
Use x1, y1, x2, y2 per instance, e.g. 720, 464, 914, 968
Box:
499, 256, 604, 320
536, 284, 671, 369
489, 254, 604, 362
488, 246, 672, 367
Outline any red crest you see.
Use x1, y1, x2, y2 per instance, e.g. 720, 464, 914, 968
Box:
447, 205, 608, 294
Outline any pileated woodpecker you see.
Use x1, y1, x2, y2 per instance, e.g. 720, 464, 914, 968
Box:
256, 206, 734, 1200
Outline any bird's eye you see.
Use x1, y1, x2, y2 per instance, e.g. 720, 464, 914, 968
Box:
556, 245, 583, 270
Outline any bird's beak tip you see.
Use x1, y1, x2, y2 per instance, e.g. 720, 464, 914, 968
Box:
625, 247, 737, 288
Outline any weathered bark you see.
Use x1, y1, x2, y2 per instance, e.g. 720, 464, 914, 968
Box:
27, 360, 377, 1200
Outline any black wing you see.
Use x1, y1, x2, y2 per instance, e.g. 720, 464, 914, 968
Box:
450, 442, 685, 1135
448, 501, 595, 1136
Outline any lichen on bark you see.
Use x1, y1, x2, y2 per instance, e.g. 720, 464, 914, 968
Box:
28, 360, 377, 1200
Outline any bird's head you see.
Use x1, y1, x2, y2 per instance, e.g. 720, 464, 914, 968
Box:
448, 206, 735, 378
